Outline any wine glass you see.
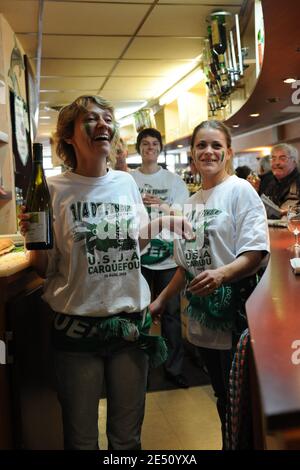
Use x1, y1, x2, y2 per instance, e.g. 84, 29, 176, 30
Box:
246, 171, 260, 192
287, 204, 300, 250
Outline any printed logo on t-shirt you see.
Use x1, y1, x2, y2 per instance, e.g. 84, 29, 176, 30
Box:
70, 201, 140, 278
140, 183, 169, 201
140, 184, 169, 219
183, 208, 222, 270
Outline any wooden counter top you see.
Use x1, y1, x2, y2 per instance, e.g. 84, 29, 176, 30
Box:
0, 251, 30, 278
246, 227, 300, 431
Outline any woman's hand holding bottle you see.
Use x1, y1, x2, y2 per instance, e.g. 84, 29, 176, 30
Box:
18, 205, 30, 237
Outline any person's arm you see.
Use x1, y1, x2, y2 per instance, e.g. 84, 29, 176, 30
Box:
142, 175, 189, 215
188, 251, 264, 296
139, 215, 194, 251
280, 208, 288, 217
142, 193, 172, 215
150, 267, 186, 322
28, 250, 49, 278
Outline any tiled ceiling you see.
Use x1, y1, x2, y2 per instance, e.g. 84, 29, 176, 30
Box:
0, 0, 243, 139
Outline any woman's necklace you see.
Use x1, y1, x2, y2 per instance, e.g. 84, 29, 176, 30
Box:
200, 174, 230, 205
199, 189, 210, 205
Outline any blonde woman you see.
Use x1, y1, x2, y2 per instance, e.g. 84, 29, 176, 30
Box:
19, 95, 193, 450
150, 120, 269, 447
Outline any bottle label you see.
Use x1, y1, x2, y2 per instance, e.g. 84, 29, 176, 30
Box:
26, 212, 48, 243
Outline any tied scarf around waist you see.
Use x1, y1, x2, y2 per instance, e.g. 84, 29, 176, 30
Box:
52, 309, 168, 368
141, 239, 173, 265
185, 271, 259, 333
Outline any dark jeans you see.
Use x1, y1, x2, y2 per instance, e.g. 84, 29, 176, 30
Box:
197, 343, 236, 449
142, 267, 184, 377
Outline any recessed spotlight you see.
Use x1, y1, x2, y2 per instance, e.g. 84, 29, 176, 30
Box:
250, 113, 260, 117
177, 144, 183, 148
283, 78, 297, 84
232, 124, 240, 128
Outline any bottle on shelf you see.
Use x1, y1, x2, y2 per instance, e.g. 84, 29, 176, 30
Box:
25, 142, 53, 250
257, 29, 264, 68
211, 14, 227, 55
217, 54, 231, 96
207, 25, 219, 80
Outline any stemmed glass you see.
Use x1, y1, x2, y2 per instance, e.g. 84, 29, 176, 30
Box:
287, 204, 300, 250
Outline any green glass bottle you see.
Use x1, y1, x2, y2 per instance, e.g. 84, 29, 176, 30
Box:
25, 143, 53, 250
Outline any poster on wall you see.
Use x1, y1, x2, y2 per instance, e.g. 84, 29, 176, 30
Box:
14, 93, 29, 166
9, 89, 32, 197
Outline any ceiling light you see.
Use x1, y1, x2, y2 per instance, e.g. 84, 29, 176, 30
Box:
283, 78, 297, 84
159, 69, 206, 106
115, 101, 147, 121
40, 116, 51, 120
118, 114, 135, 128
246, 146, 271, 156
232, 124, 240, 128
177, 144, 183, 148
250, 113, 260, 117
208, 10, 232, 18
153, 55, 203, 100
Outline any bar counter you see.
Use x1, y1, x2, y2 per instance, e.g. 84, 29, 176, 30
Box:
246, 227, 300, 443
0, 264, 63, 449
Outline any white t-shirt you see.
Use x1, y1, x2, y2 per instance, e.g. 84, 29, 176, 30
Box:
43, 170, 151, 317
175, 175, 270, 350
131, 167, 189, 270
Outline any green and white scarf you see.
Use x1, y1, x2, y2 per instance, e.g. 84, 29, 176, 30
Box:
141, 239, 173, 265
185, 271, 259, 333
52, 309, 167, 368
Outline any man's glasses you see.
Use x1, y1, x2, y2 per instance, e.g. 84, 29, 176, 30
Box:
271, 155, 291, 163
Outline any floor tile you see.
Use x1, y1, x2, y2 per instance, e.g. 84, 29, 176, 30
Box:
98, 385, 221, 450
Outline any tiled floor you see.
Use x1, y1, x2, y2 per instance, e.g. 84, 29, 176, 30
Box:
98, 385, 222, 450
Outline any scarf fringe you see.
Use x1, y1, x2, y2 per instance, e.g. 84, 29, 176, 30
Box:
138, 334, 168, 368
187, 305, 234, 331
98, 316, 133, 340
97, 314, 168, 368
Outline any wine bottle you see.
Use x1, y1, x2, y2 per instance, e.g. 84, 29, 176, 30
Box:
217, 54, 230, 95
207, 25, 219, 79
25, 143, 53, 250
211, 15, 227, 55
257, 29, 264, 68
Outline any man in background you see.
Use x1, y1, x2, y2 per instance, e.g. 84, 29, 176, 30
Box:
258, 143, 300, 218
132, 128, 190, 388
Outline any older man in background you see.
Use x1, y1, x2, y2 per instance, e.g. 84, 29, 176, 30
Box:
259, 143, 300, 219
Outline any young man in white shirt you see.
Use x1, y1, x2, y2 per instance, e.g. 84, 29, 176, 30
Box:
132, 128, 190, 388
